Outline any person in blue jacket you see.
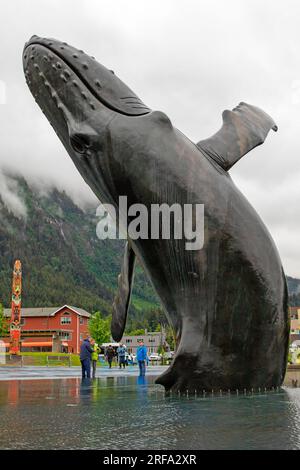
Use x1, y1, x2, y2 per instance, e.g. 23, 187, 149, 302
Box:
80, 335, 93, 379
136, 339, 148, 376
117, 343, 127, 369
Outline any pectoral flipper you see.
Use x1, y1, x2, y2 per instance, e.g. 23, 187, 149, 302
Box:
111, 241, 136, 341
197, 102, 277, 171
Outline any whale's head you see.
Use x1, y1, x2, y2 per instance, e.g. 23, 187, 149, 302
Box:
23, 35, 167, 203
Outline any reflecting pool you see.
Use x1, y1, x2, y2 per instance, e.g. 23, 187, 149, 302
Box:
0, 376, 300, 449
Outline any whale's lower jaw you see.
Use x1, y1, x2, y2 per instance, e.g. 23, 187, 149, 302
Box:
155, 352, 287, 393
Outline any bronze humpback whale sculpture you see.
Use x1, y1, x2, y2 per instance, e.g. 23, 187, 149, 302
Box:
23, 36, 289, 392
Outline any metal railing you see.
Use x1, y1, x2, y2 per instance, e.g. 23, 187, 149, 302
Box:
0, 354, 73, 367
0, 354, 173, 367
46, 355, 72, 367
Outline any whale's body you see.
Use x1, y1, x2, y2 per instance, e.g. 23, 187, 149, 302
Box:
23, 36, 289, 392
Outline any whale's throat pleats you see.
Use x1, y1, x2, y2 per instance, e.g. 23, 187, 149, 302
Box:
197, 102, 277, 171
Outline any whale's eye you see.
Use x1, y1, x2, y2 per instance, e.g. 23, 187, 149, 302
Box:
70, 134, 90, 154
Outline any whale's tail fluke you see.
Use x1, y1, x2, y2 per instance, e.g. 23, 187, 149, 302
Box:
197, 102, 277, 171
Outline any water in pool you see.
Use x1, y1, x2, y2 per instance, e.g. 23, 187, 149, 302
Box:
0, 376, 299, 449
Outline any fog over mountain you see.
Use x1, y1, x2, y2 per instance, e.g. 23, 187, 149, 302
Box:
0, 0, 299, 276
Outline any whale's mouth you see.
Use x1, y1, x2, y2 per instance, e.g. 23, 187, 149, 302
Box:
23, 35, 151, 117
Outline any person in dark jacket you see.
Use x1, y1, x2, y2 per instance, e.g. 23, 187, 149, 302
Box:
106, 344, 115, 368
80, 335, 93, 379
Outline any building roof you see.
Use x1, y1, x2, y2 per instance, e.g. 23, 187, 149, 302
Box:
4, 305, 91, 318
68, 306, 91, 318
121, 332, 163, 339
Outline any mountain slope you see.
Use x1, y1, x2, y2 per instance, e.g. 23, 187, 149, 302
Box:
0, 175, 159, 315
287, 276, 300, 306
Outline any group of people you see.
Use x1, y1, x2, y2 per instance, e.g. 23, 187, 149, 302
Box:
80, 335, 149, 379
105, 343, 134, 369
80, 336, 100, 379
105, 343, 126, 369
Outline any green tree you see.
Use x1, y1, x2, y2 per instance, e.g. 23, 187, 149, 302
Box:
126, 328, 145, 336
166, 325, 175, 351
88, 311, 111, 345
0, 303, 9, 337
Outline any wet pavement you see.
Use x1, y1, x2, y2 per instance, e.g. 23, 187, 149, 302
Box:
0, 376, 299, 449
0, 365, 168, 381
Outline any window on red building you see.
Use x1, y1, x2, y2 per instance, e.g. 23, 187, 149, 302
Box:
61, 317, 71, 325
59, 332, 72, 340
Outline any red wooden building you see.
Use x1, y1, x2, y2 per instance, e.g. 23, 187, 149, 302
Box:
1, 305, 91, 353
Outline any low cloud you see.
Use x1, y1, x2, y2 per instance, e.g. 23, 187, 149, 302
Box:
0, 170, 27, 219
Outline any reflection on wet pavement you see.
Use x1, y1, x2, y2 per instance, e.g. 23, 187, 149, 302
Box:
0, 377, 300, 449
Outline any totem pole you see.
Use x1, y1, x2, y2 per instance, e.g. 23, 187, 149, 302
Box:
9, 260, 22, 355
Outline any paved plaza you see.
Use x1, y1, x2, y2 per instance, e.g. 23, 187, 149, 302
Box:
0, 365, 168, 381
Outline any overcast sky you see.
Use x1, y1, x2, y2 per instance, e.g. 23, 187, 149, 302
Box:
0, 0, 299, 276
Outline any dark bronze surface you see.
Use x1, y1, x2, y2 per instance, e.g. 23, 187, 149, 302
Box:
112, 241, 136, 342
23, 36, 289, 392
